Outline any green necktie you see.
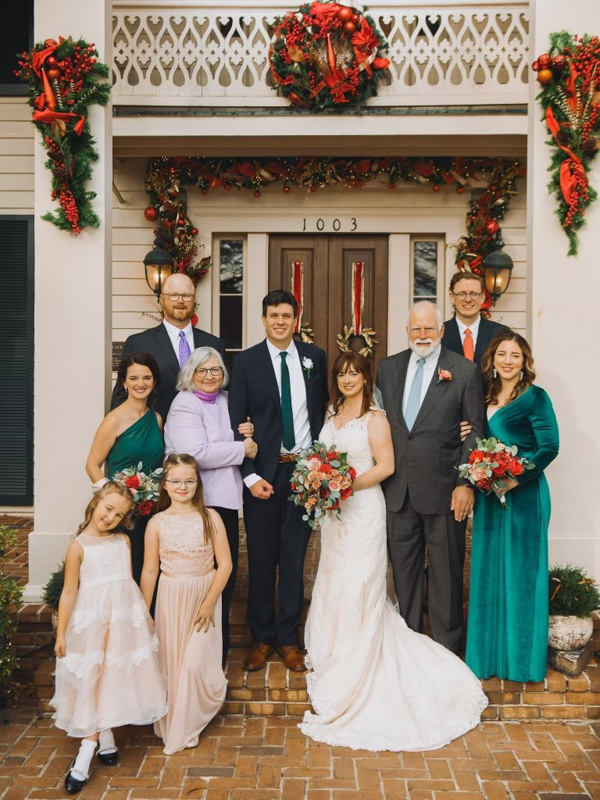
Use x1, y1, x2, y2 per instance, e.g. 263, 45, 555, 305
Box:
280, 351, 296, 450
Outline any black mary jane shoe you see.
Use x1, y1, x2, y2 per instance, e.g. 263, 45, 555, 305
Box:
64, 767, 88, 794
97, 748, 119, 766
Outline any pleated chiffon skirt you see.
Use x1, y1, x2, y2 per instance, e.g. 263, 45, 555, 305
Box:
154, 571, 227, 754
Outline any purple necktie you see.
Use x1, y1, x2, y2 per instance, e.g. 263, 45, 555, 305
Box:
178, 330, 192, 368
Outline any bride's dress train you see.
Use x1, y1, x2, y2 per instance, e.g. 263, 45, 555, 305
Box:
300, 411, 488, 752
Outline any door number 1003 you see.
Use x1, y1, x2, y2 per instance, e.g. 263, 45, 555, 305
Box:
302, 217, 358, 232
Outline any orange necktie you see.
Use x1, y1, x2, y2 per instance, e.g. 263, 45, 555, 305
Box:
463, 328, 475, 361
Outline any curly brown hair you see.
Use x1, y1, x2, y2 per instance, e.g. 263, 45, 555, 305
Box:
76, 481, 135, 535
481, 330, 536, 407
330, 351, 374, 418
157, 454, 216, 543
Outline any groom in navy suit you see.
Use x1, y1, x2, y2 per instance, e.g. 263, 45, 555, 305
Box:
442, 272, 508, 366
228, 290, 328, 672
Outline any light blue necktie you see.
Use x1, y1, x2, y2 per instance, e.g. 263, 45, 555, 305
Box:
404, 358, 426, 430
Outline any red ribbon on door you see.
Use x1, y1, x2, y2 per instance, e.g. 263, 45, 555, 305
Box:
291, 261, 304, 334
352, 261, 364, 335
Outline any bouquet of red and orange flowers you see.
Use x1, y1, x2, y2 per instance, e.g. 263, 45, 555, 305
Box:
458, 437, 534, 507
289, 442, 356, 529
114, 462, 164, 517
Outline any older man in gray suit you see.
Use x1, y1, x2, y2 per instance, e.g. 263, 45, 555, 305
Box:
377, 301, 484, 653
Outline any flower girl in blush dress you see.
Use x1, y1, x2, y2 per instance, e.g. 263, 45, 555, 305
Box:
51, 482, 168, 795
141, 454, 232, 754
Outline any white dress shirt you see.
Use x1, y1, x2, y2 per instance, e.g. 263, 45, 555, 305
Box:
244, 339, 311, 489
402, 345, 442, 417
456, 315, 481, 351
162, 320, 194, 359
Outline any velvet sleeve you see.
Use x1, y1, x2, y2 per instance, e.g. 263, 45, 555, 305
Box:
516, 387, 559, 487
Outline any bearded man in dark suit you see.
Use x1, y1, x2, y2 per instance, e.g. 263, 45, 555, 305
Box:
442, 272, 508, 365
377, 301, 485, 653
111, 273, 224, 420
228, 290, 328, 672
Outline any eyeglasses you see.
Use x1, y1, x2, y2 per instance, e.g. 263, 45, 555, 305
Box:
410, 326, 438, 335
452, 291, 483, 300
195, 367, 223, 377
162, 293, 194, 302
165, 479, 198, 488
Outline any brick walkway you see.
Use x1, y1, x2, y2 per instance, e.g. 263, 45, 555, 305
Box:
1, 701, 600, 800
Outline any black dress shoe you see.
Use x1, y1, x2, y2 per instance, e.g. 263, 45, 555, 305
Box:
97, 748, 118, 766
64, 768, 88, 794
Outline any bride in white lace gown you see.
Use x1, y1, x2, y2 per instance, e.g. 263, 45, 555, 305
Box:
300, 352, 487, 752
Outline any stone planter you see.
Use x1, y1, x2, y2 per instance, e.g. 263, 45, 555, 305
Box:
548, 614, 594, 651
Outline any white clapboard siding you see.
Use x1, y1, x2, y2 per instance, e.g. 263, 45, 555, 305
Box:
0, 98, 34, 214
112, 157, 529, 344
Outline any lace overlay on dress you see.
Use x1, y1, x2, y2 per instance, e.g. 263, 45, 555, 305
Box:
155, 512, 215, 576
300, 408, 488, 752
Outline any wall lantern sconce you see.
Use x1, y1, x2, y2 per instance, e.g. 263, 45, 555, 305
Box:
483, 247, 514, 305
143, 235, 174, 298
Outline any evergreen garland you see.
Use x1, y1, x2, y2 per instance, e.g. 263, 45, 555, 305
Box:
145, 156, 521, 297
532, 32, 600, 256
15, 37, 111, 235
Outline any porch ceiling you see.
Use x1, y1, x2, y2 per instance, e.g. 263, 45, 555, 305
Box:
112, 114, 528, 158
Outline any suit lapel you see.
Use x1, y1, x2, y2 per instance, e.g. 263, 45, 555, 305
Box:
446, 318, 464, 356
255, 340, 281, 410
474, 318, 489, 363
392, 351, 411, 433
295, 341, 314, 414
155, 324, 181, 378
411, 347, 454, 431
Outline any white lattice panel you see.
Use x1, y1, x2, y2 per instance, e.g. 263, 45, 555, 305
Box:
112, 1, 529, 107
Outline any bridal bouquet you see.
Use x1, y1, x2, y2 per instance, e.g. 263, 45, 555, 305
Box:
113, 462, 164, 517
289, 442, 356, 529
458, 437, 534, 507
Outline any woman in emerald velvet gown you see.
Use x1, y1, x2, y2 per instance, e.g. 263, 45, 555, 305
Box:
86, 353, 164, 583
466, 331, 559, 682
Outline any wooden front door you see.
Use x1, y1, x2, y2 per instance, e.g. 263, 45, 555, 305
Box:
268, 235, 388, 373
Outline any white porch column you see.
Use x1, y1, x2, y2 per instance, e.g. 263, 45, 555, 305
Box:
527, 0, 600, 578
26, 0, 112, 600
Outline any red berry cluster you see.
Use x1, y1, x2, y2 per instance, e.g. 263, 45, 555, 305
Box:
60, 42, 98, 106
283, 16, 306, 48
569, 35, 600, 97
59, 186, 81, 234
563, 170, 590, 229
305, 10, 343, 38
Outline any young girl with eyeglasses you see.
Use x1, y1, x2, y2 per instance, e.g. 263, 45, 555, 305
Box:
140, 453, 232, 754
51, 482, 168, 795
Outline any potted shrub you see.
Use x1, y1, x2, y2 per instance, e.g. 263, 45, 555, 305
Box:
548, 564, 600, 650
0, 525, 25, 710
42, 561, 65, 634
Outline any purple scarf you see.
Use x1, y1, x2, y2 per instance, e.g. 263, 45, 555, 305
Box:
193, 389, 219, 405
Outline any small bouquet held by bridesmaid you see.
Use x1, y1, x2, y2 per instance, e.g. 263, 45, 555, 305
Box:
289, 442, 356, 529
114, 462, 164, 517
458, 437, 534, 507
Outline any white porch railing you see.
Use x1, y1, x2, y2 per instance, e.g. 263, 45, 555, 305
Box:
112, 0, 529, 107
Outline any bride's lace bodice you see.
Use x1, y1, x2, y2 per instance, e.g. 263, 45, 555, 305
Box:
155, 512, 215, 576
319, 410, 376, 477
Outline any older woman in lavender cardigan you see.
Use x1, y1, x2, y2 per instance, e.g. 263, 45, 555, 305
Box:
164, 346, 257, 663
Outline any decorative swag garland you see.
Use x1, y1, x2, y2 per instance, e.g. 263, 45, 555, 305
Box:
145, 156, 522, 291
532, 32, 600, 256
269, 1, 390, 111
15, 37, 110, 235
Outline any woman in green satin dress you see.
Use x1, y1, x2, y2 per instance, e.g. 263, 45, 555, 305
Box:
466, 331, 559, 682
86, 353, 164, 583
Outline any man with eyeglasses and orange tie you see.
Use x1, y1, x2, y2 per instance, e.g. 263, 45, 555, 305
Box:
442, 272, 508, 365
111, 273, 224, 420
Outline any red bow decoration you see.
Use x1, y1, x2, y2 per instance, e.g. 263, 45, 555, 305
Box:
545, 106, 588, 206
310, 2, 342, 16
30, 37, 86, 136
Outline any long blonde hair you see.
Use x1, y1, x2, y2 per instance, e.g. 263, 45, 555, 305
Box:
76, 481, 135, 535
157, 454, 216, 543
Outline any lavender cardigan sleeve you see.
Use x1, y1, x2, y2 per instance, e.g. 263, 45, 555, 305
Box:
164, 390, 245, 469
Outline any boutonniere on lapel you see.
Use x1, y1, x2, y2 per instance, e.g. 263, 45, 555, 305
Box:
302, 356, 314, 378
437, 368, 454, 384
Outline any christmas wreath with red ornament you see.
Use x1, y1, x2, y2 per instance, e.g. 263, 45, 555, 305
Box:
269, 1, 390, 111
15, 37, 111, 235
532, 32, 600, 255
